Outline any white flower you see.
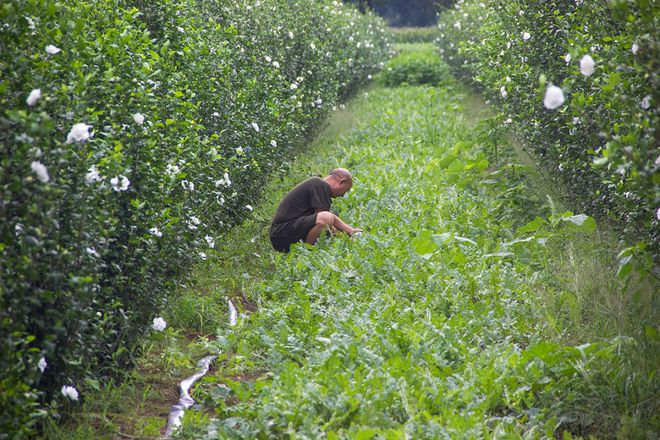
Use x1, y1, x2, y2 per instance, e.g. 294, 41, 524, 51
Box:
657, 207, 660, 221
27, 17, 36, 31
176, 26, 184, 33
61, 386, 79, 400
110, 175, 130, 192
66, 123, 91, 144
270, 140, 277, 147
30, 161, 49, 183
504, 118, 512, 125
15, 223, 23, 236
165, 163, 180, 176
181, 180, 194, 191
641, 95, 651, 110
188, 216, 201, 230
149, 227, 162, 237
245, 204, 253, 211
505, 76, 511, 82
367, 74, 372, 80
572, 117, 580, 124
205, 235, 215, 248
543, 85, 565, 110
523, 32, 531, 41
26, 89, 41, 106
133, 113, 145, 125
152, 317, 166, 331
45, 44, 60, 55
290, 83, 298, 90
272, 61, 280, 68
310, 42, 316, 50
199, 252, 207, 260
86, 247, 99, 257
85, 165, 101, 184
235, 147, 244, 155
500, 86, 507, 98
632, 43, 639, 55
38, 357, 47, 373
565, 53, 572, 63
579, 54, 595, 76
288, 31, 294, 39
251, 122, 260, 132
265, 56, 272, 63
454, 21, 461, 30
215, 172, 231, 187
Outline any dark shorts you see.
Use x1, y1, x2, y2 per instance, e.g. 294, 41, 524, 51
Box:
269, 213, 318, 252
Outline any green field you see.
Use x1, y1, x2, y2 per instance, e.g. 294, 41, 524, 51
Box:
46, 43, 657, 440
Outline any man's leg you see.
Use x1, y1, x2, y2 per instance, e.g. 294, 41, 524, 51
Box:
305, 211, 334, 245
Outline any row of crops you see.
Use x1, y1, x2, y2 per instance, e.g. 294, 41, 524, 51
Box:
436, 0, 658, 253
168, 48, 657, 437
0, 0, 392, 435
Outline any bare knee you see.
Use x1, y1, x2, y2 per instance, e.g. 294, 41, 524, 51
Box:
316, 211, 335, 226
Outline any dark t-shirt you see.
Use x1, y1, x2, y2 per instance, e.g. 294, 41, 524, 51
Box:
270, 176, 331, 239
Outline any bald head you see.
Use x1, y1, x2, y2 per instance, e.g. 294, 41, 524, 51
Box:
325, 168, 353, 197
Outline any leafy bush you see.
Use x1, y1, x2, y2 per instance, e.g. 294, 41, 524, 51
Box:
0, 0, 392, 436
436, 0, 659, 253
379, 44, 451, 86
391, 26, 441, 43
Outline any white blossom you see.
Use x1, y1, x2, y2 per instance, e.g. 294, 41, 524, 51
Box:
181, 180, 194, 191
641, 95, 651, 110
272, 61, 280, 68
205, 235, 215, 248
500, 86, 507, 98
30, 161, 49, 183
270, 140, 277, 147
290, 83, 298, 90
133, 113, 145, 125
572, 117, 580, 124
149, 227, 162, 237
152, 317, 166, 331
199, 252, 207, 260
367, 74, 372, 80
310, 42, 316, 50
66, 123, 91, 144
85, 165, 101, 184
38, 357, 47, 373
235, 147, 244, 155
505, 76, 511, 82
657, 207, 660, 221
215, 172, 231, 187
165, 163, 180, 176
26, 89, 41, 107
632, 43, 639, 55
543, 85, 565, 110
288, 31, 294, 39
504, 118, 512, 125
579, 54, 595, 76
188, 216, 201, 230
522, 32, 531, 41
565, 53, 572, 63
45, 44, 60, 55
251, 122, 260, 132
110, 175, 130, 192
176, 26, 184, 33
245, 204, 253, 211
61, 386, 79, 400
86, 247, 99, 257
454, 21, 461, 30
264, 55, 272, 63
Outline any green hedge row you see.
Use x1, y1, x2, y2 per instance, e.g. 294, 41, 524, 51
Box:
0, 0, 392, 435
436, 0, 658, 252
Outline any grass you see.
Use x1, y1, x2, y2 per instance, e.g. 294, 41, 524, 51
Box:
47, 43, 658, 439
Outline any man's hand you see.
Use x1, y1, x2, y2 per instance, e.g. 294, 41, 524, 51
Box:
349, 227, 363, 237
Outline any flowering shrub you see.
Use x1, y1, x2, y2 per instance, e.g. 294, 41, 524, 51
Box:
0, 0, 391, 435
437, 0, 658, 252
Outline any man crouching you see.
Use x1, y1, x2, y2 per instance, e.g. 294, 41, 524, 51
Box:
269, 168, 362, 252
